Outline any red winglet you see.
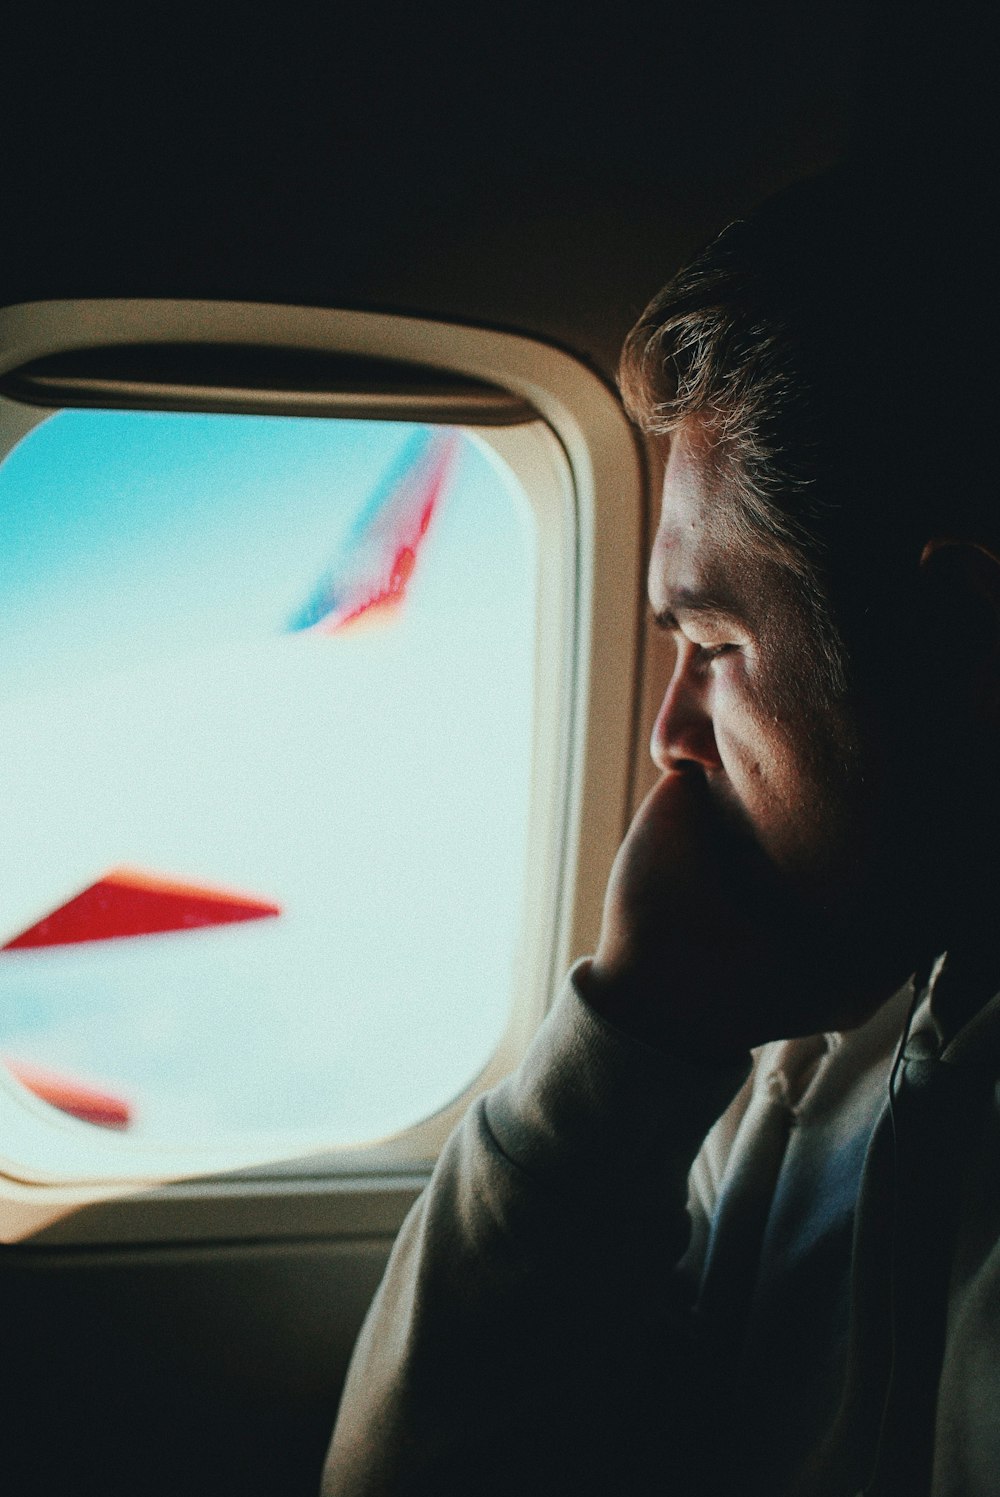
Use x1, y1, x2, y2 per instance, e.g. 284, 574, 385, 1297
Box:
2, 867, 282, 950
5, 1058, 133, 1129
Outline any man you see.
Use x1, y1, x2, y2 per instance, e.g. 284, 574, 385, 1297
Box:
324, 172, 1000, 1495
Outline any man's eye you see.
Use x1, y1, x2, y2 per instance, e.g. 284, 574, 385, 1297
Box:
700, 642, 737, 662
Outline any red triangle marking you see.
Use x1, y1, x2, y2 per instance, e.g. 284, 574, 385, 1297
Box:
2, 867, 282, 950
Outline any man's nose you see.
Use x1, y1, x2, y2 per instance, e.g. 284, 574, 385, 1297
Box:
650, 643, 723, 773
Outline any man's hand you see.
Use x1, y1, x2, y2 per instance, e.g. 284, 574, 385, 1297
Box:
578, 769, 829, 1059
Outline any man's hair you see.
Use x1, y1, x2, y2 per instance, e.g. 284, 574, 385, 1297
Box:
619, 191, 825, 582
619, 170, 997, 682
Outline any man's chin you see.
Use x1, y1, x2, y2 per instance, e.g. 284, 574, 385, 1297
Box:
774, 896, 920, 1037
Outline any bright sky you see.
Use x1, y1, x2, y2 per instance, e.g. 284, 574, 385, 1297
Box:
0, 408, 537, 1145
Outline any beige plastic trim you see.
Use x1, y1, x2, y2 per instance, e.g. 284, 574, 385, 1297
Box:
6, 379, 531, 423
1, 358, 535, 424
0, 300, 647, 1242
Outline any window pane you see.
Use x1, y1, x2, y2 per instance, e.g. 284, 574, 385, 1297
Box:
0, 409, 537, 1149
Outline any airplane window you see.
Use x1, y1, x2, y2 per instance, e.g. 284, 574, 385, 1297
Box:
0, 407, 539, 1154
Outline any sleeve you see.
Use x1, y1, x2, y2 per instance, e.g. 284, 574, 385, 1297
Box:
322, 962, 750, 1497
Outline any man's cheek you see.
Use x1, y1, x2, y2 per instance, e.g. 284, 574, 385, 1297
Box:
717, 708, 785, 796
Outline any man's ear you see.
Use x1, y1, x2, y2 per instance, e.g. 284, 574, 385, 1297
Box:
918, 537, 1000, 681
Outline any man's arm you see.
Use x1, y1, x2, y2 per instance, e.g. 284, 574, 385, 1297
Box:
323, 768, 823, 1494
323, 966, 748, 1495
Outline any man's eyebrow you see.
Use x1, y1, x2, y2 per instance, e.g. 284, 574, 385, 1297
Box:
652, 587, 746, 631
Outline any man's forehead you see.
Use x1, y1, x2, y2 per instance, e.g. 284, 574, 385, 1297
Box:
648, 428, 757, 619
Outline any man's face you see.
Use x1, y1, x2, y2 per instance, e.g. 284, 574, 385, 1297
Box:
647, 421, 874, 911
644, 422, 1000, 1034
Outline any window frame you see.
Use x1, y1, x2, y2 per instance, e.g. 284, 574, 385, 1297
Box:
0, 299, 647, 1244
